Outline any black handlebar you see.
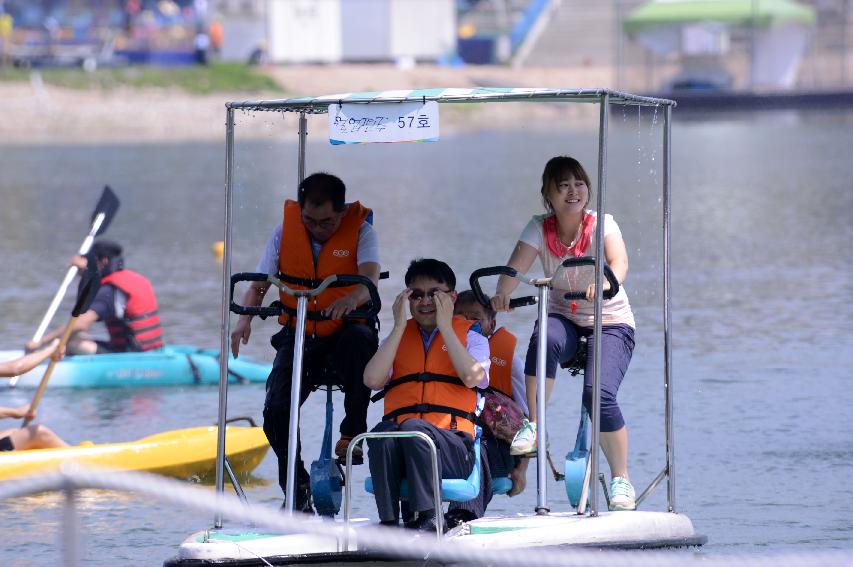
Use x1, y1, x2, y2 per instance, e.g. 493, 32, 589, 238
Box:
469, 266, 537, 310
559, 257, 620, 301
229, 273, 282, 318
230, 272, 382, 321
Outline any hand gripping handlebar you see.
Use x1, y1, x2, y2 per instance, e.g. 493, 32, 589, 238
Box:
229, 272, 382, 320
469, 266, 538, 309
558, 257, 620, 301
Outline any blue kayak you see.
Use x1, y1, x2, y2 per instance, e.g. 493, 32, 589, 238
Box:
0, 345, 270, 388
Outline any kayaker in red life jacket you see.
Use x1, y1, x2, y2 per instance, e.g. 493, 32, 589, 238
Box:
26, 240, 165, 355
1, 344, 68, 451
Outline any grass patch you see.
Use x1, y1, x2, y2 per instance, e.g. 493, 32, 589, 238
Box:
0, 62, 283, 95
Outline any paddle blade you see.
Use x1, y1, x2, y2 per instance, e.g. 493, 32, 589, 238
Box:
72, 261, 101, 317
92, 185, 120, 236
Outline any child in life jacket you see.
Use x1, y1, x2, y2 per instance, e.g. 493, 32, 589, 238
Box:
444, 290, 531, 527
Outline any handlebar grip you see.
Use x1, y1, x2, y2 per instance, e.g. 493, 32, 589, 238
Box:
508, 296, 537, 308
469, 266, 520, 308
230, 272, 283, 318
559, 257, 620, 302
327, 274, 382, 320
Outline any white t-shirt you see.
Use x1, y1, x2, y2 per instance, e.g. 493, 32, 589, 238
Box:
256, 221, 380, 275
518, 211, 635, 328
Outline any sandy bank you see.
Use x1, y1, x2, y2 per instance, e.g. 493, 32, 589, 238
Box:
1, 63, 616, 144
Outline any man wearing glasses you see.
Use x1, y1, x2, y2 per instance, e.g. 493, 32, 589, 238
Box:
364, 259, 490, 532
231, 172, 381, 514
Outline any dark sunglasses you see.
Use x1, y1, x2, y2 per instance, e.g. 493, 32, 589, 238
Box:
408, 288, 450, 302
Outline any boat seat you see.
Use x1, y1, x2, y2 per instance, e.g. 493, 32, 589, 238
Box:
559, 335, 587, 376
492, 476, 512, 495
364, 430, 482, 503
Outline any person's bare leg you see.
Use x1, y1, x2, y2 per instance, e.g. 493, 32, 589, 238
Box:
524, 374, 555, 424
66, 332, 98, 355
600, 426, 629, 479
9, 425, 68, 450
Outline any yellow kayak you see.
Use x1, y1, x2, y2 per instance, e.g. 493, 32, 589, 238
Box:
0, 426, 269, 481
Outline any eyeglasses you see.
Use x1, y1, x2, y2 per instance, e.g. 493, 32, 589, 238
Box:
409, 288, 450, 302
301, 215, 339, 230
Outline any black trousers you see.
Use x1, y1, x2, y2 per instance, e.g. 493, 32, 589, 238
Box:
262, 322, 378, 497
367, 419, 474, 523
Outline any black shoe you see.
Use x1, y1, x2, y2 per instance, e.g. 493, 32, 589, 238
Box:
404, 512, 446, 533
444, 509, 476, 529
281, 484, 314, 515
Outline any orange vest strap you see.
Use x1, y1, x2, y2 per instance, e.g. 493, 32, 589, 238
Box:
370, 371, 465, 403
383, 404, 476, 424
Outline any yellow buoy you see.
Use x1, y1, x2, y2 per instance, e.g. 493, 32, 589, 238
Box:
458, 23, 477, 39
212, 240, 224, 262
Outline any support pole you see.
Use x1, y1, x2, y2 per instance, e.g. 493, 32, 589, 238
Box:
214, 106, 236, 528
298, 112, 307, 186
590, 93, 610, 516
534, 284, 550, 515
663, 103, 675, 512
284, 295, 309, 514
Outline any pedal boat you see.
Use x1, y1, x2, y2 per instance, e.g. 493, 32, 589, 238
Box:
169, 87, 706, 566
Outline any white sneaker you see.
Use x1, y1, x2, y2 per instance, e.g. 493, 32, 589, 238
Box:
510, 419, 537, 455
608, 476, 636, 511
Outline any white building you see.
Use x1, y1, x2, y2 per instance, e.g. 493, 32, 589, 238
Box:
215, 0, 456, 64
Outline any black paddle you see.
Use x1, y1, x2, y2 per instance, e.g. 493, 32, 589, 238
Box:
14, 186, 119, 387
22, 259, 101, 427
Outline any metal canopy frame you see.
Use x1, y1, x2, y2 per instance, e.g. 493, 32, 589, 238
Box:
225, 87, 674, 113
216, 87, 676, 528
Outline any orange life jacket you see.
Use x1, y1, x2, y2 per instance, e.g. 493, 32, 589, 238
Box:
383, 316, 478, 439
100, 269, 164, 352
277, 200, 370, 338
487, 326, 517, 398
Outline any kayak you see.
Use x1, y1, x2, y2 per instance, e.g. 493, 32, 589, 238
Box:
0, 345, 270, 388
0, 425, 269, 481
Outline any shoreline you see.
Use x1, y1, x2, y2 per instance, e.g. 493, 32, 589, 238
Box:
3, 63, 851, 144
0, 63, 620, 144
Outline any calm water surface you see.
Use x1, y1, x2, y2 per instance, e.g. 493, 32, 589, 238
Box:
1, 108, 851, 565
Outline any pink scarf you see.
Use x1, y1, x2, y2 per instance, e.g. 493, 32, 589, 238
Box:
543, 213, 595, 258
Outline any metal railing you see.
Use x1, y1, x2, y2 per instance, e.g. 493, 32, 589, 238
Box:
2, 466, 852, 567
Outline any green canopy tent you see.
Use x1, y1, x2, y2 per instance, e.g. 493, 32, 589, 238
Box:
623, 0, 816, 90
624, 0, 815, 35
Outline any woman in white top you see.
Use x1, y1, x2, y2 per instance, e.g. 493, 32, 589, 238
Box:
492, 156, 637, 511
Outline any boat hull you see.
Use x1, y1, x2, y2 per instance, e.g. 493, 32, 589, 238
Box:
447, 511, 707, 549
0, 345, 270, 388
166, 511, 705, 566
0, 426, 269, 481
